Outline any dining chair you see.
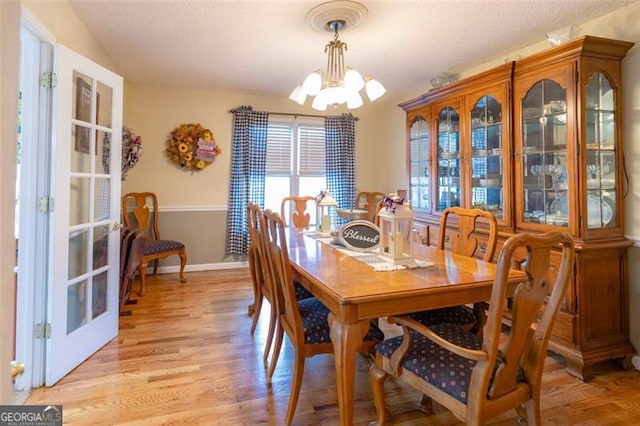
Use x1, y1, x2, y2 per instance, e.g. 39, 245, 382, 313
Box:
355, 191, 386, 223
370, 231, 575, 425
280, 195, 316, 230
262, 209, 384, 425
403, 206, 498, 336
247, 202, 315, 369
119, 229, 145, 316
121, 192, 187, 296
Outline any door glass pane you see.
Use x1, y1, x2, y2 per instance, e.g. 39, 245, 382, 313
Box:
436, 106, 460, 211
73, 72, 93, 123
67, 281, 87, 334
70, 176, 90, 226
470, 95, 503, 218
96, 130, 111, 175
96, 81, 113, 128
521, 79, 568, 227
92, 271, 108, 319
71, 125, 91, 173
68, 229, 88, 279
92, 224, 109, 270
585, 72, 616, 229
94, 178, 111, 221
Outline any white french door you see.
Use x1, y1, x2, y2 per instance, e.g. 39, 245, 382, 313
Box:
46, 44, 123, 385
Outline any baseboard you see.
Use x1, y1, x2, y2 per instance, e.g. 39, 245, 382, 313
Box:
156, 261, 248, 274
632, 355, 640, 371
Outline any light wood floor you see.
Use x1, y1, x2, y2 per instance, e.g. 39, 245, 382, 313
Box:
27, 268, 640, 425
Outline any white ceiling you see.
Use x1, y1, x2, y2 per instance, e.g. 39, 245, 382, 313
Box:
68, 0, 635, 103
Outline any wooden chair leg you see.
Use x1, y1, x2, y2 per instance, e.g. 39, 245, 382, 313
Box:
524, 396, 541, 426
250, 293, 263, 335
152, 259, 159, 275
138, 261, 148, 296
369, 364, 390, 425
267, 323, 284, 382
262, 301, 277, 368
178, 250, 187, 283
285, 352, 306, 426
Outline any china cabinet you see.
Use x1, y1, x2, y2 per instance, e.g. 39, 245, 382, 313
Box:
400, 36, 635, 380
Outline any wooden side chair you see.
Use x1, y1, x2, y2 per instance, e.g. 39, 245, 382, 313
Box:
280, 195, 316, 230
402, 206, 498, 335
262, 209, 384, 425
355, 191, 386, 223
370, 231, 575, 425
247, 202, 278, 369
119, 229, 145, 316
121, 192, 187, 296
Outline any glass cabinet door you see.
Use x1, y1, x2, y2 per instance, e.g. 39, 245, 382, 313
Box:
436, 106, 460, 211
585, 72, 616, 229
470, 95, 503, 219
521, 79, 569, 227
409, 116, 431, 211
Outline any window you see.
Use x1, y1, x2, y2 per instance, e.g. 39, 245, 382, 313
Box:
264, 117, 326, 224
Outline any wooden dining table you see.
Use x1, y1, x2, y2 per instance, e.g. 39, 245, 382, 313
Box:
285, 229, 528, 426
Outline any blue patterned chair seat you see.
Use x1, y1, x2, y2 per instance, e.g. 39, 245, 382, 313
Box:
142, 239, 184, 256
294, 280, 314, 300
298, 297, 384, 344
376, 323, 482, 404
406, 306, 476, 328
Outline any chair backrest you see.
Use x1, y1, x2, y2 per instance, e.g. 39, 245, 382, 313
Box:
247, 202, 268, 293
356, 191, 386, 223
438, 206, 498, 262
280, 196, 316, 230
472, 231, 574, 408
263, 209, 305, 345
122, 192, 161, 241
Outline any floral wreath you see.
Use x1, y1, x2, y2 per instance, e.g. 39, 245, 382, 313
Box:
122, 127, 142, 180
166, 123, 221, 171
102, 126, 143, 181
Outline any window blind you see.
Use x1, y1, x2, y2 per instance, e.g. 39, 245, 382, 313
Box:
266, 124, 292, 174
298, 125, 325, 175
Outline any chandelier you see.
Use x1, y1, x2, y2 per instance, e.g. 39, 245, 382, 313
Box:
289, 19, 386, 111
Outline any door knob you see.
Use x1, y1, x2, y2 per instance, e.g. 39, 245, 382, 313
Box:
11, 361, 24, 380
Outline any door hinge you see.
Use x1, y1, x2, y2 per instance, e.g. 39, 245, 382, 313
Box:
34, 323, 51, 339
40, 72, 57, 89
38, 196, 55, 213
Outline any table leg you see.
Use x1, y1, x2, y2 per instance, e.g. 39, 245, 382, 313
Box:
328, 313, 369, 426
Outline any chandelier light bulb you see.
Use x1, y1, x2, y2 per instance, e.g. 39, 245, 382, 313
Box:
346, 90, 363, 109
365, 78, 386, 102
290, 15, 384, 110
289, 85, 307, 105
302, 71, 322, 96
344, 68, 365, 92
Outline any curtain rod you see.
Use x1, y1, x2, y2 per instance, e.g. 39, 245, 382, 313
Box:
228, 109, 359, 121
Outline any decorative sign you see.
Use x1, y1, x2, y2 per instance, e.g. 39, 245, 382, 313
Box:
339, 220, 381, 252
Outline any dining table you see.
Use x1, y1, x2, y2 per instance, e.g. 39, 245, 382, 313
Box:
285, 228, 528, 426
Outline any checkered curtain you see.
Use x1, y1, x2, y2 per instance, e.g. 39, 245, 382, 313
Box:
325, 113, 356, 223
225, 106, 269, 255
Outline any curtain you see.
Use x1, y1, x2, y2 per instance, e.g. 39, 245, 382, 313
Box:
325, 113, 356, 223
225, 106, 269, 255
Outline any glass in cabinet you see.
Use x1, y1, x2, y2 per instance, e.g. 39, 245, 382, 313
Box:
470, 95, 504, 219
435, 106, 460, 211
584, 72, 616, 229
408, 115, 430, 211
520, 78, 570, 227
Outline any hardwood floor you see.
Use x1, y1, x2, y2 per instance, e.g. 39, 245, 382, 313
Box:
27, 269, 640, 425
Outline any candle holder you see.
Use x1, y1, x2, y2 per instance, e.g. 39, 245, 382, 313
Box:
316, 190, 337, 235
377, 196, 413, 265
